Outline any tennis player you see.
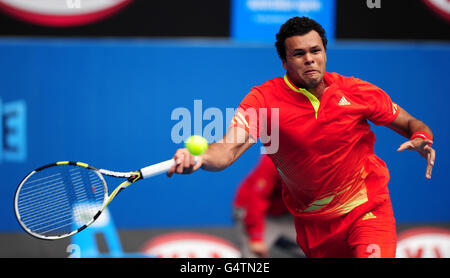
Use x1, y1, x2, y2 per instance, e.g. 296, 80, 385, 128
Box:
167, 17, 436, 258
233, 155, 303, 258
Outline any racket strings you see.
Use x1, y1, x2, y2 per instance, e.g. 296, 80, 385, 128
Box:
16, 165, 106, 238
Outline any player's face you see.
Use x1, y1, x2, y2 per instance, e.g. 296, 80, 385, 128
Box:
282, 31, 327, 90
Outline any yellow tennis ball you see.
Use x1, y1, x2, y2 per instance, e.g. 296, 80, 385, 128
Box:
185, 135, 208, 156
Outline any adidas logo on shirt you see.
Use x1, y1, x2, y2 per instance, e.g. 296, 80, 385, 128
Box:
338, 96, 351, 106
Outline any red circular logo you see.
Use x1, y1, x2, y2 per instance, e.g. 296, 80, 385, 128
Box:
397, 227, 450, 258
141, 232, 241, 258
0, 0, 133, 27
422, 0, 450, 22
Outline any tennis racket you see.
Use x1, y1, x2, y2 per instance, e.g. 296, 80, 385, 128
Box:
14, 159, 179, 240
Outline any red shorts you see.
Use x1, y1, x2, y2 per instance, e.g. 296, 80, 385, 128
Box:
294, 198, 397, 258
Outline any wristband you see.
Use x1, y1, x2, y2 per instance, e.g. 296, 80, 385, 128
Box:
411, 131, 433, 146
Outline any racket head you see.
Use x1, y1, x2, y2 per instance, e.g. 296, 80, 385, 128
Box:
14, 161, 108, 240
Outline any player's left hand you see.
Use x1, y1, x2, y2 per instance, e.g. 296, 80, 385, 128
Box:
397, 138, 435, 179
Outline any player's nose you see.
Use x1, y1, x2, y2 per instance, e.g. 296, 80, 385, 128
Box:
304, 53, 314, 65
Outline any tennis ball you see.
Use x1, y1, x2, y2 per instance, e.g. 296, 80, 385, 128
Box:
185, 135, 208, 156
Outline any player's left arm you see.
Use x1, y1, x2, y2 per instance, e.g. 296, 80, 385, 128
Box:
386, 106, 435, 179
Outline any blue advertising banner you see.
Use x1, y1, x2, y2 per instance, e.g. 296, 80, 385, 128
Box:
0, 39, 449, 233
231, 0, 336, 42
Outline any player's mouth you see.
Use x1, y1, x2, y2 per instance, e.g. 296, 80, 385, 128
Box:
304, 69, 319, 75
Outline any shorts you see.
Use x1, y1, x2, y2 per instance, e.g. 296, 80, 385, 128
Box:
293, 198, 397, 258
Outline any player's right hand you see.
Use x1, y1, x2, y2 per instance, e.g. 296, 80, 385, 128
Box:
167, 148, 203, 177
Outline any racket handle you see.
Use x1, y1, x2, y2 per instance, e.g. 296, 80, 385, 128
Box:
140, 159, 174, 179
140, 157, 199, 179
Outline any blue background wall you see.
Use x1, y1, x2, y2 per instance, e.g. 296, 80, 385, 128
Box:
1, 39, 449, 231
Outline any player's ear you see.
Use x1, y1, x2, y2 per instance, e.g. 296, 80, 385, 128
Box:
282, 59, 287, 70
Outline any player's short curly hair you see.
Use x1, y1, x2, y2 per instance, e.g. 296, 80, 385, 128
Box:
275, 16, 328, 61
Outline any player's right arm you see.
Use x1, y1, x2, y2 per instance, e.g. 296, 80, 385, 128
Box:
168, 86, 264, 177
167, 126, 255, 177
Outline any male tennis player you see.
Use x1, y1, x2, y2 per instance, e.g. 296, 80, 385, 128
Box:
167, 17, 436, 258
234, 155, 302, 258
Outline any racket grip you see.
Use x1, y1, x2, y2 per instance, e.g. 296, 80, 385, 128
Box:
140, 159, 175, 179
140, 157, 199, 179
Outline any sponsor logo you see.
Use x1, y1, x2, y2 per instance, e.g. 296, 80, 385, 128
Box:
231, 0, 335, 42
246, 0, 322, 13
362, 212, 376, 221
0, 0, 133, 26
141, 232, 241, 258
0, 98, 26, 163
338, 95, 351, 106
396, 227, 450, 258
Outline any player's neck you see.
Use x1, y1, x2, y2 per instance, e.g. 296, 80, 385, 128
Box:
308, 80, 327, 101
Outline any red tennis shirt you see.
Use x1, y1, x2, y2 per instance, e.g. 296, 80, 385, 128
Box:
231, 72, 400, 220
